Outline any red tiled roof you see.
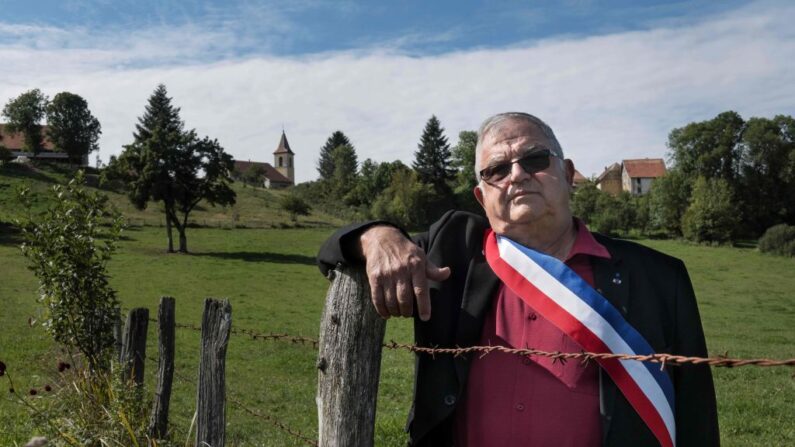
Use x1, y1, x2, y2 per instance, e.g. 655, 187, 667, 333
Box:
272, 131, 294, 155
572, 169, 587, 184
233, 160, 291, 184
623, 158, 666, 179
596, 162, 622, 183
0, 124, 56, 151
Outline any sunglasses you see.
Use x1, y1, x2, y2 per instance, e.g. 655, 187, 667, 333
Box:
479, 149, 554, 185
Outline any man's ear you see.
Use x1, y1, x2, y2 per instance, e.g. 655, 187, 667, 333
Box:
564, 159, 575, 187
474, 184, 485, 208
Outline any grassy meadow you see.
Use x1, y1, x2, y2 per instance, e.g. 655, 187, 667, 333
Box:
1, 164, 794, 446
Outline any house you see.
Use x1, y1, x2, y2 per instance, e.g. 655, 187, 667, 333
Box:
0, 124, 84, 164
622, 158, 666, 195
232, 131, 295, 189
595, 162, 623, 195
595, 158, 666, 196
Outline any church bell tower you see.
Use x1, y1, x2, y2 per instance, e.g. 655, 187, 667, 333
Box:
273, 130, 295, 184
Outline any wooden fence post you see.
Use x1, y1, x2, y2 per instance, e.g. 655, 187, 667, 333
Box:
196, 298, 232, 447
120, 307, 149, 386
113, 314, 123, 362
149, 296, 176, 439
317, 266, 386, 447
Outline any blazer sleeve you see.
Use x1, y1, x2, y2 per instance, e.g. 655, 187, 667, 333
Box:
672, 260, 720, 446
316, 220, 424, 277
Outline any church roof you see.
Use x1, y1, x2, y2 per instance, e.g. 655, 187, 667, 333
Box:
233, 160, 292, 184
273, 131, 294, 155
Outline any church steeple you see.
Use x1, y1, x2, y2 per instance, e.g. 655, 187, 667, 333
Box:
273, 130, 295, 184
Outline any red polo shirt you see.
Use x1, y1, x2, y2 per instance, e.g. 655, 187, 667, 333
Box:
455, 220, 611, 447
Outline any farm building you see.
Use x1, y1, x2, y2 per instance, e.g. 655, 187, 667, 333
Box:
596, 158, 666, 195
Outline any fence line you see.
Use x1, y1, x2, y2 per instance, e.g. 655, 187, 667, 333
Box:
159, 317, 795, 369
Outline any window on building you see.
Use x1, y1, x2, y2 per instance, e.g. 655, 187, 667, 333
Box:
279, 156, 283, 167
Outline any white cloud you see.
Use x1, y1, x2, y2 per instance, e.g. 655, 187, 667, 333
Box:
1, 1, 793, 182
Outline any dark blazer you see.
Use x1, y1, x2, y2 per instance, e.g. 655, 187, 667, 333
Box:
317, 210, 719, 447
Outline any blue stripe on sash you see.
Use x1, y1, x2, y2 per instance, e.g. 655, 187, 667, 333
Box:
503, 237, 676, 410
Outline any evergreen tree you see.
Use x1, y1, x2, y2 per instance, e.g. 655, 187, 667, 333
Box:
331, 143, 358, 199
46, 92, 102, 164
413, 115, 455, 190
318, 130, 352, 180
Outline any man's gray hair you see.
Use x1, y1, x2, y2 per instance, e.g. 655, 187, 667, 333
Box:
474, 112, 564, 182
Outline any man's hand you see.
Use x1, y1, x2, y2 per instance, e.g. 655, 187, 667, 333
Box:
359, 225, 451, 321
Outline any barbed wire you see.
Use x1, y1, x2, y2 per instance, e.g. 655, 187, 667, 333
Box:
382, 341, 795, 369
147, 316, 795, 368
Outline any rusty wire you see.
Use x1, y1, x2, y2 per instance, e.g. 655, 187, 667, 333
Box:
156, 317, 795, 368
382, 341, 795, 368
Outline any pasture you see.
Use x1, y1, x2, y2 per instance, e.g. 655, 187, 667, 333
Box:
1, 194, 793, 444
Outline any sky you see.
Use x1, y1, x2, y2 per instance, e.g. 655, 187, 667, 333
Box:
1, 0, 793, 182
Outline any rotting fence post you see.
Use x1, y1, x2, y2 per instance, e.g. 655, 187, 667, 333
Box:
317, 266, 386, 447
149, 296, 176, 439
120, 307, 149, 386
196, 298, 232, 447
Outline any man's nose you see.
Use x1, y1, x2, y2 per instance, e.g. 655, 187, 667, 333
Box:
509, 159, 532, 183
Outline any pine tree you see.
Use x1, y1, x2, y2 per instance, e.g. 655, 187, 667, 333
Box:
412, 115, 455, 190
318, 130, 352, 180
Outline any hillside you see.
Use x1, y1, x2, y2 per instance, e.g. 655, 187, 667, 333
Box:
0, 162, 344, 229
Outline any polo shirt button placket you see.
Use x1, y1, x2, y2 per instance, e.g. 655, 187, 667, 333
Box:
444, 394, 456, 406
515, 403, 525, 412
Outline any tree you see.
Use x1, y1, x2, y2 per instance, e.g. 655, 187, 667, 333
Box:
17, 171, 123, 371
104, 84, 236, 253
451, 130, 480, 212
413, 115, 455, 190
738, 115, 795, 235
331, 143, 359, 200
371, 169, 440, 230
318, 130, 352, 180
280, 193, 311, 222
46, 92, 102, 164
681, 176, 739, 243
648, 169, 691, 236
668, 111, 745, 184
348, 159, 409, 208
245, 165, 267, 187
2, 89, 48, 155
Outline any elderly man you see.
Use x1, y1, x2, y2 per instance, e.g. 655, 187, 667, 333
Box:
317, 112, 719, 446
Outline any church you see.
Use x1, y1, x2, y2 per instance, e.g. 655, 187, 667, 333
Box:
232, 131, 295, 188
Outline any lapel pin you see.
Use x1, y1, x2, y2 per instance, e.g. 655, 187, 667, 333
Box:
612, 273, 622, 285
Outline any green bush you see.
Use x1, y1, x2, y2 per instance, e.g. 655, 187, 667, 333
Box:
17, 170, 124, 371
758, 224, 795, 257
681, 176, 739, 243
280, 193, 311, 222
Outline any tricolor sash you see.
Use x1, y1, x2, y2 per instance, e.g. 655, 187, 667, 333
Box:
484, 229, 676, 447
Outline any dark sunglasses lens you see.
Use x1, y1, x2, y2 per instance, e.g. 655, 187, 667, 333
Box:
517, 152, 550, 174
481, 163, 511, 182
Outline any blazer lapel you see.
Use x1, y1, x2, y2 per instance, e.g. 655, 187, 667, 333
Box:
592, 245, 631, 444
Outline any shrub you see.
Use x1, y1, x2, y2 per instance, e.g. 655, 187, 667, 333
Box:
758, 224, 795, 257
17, 170, 124, 371
280, 193, 311, 222
681, 176, 739, 243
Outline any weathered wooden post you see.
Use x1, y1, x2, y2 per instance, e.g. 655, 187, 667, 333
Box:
113, 313, 123, 361
196, 298, 232, 447
317, 266, 386, 447
149, 296, 176, 439
120, 307, 149, 385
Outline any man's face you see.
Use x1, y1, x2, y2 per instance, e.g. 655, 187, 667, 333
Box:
474, 119, 574, 234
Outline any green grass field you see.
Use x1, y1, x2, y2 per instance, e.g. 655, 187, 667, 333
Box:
1, 165, 794, 445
